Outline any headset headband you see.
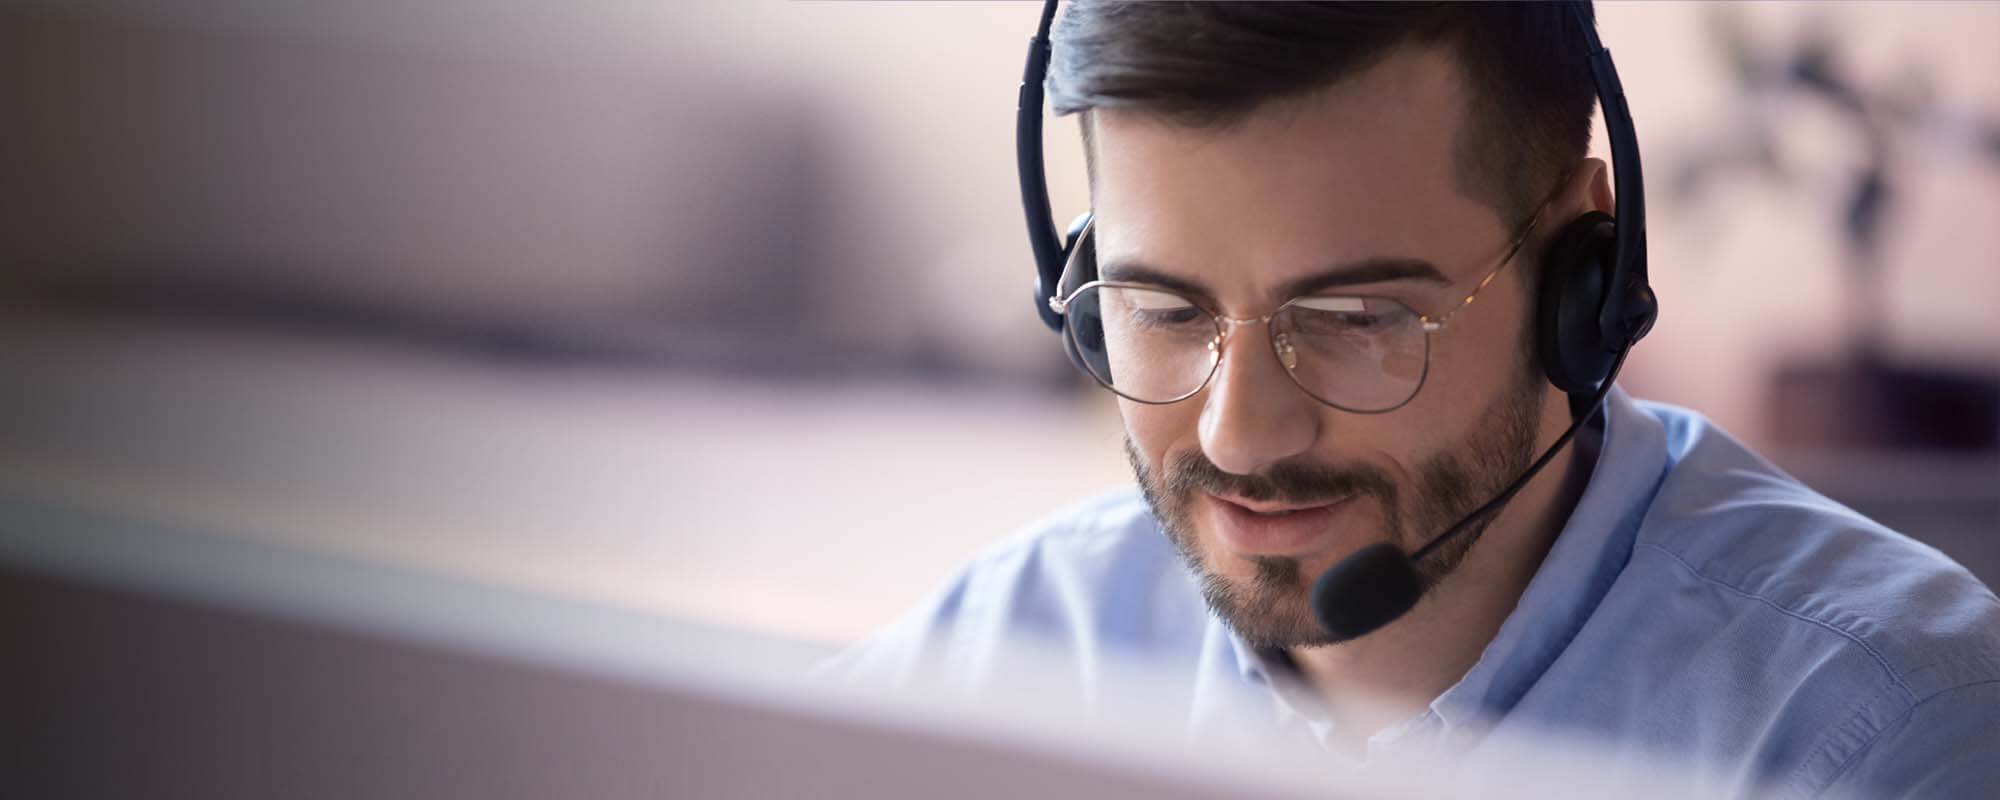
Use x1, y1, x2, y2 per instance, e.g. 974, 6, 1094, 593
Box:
1018, 0, 1065, 331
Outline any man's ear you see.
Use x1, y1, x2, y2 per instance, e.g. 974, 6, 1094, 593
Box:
1572, 157, 1615, 218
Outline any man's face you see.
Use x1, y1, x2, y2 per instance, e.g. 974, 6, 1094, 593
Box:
1091, 46, 1550, 648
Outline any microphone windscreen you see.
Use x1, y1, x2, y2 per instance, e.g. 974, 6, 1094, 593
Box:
1310, 542, 1423, 642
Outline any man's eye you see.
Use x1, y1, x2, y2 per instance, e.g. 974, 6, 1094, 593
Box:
1108, 287, 1207, 330
1132, 307, 1204, 327
1289, 299, 1410, 336
1291, 313, 1364, 336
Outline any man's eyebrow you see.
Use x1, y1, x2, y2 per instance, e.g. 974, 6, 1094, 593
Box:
1275, 258, 1451, 300
1098, 257, 1451, 303
1096, 262, 1215, 299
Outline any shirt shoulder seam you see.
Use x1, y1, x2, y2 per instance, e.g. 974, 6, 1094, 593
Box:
1811, 676, 2000, 797
1632, 543, 2000, 798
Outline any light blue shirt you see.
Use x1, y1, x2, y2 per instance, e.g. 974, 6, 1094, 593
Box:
823, 388, 2000, 797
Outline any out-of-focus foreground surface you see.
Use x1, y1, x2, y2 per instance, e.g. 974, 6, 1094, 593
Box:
1, 1, 1995, 648
5, 495, 1738, 799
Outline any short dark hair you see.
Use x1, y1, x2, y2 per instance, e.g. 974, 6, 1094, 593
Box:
1048, 1, 1598, 227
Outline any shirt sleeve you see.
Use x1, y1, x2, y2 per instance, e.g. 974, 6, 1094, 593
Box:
808, 560, 980, 686
1819, 679, 2000, 799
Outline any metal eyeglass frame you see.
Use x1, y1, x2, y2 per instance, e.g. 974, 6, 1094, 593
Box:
1045, 206, 1549, 413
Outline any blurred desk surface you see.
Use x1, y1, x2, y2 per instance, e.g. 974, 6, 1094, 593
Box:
3, 312, 1990, 651
0, 311, 1130, 646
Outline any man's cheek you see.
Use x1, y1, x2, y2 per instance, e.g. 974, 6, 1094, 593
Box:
1120, 404, 1192, 468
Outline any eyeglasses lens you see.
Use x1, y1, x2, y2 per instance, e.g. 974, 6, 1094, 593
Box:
1064, 286, 1430, 411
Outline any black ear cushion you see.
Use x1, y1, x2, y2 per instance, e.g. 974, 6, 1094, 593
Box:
1066, 306, 1105, 371
1062, 215, 1098, 287
1058, 215, 1103, 379
1064, 212, 1094, 253
1038, 213, 1099, 334
1061, 317, 1094, 377
1537, 212, 1619, 395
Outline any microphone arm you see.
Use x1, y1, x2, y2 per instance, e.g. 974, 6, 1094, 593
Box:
1414, 346, 1628, 563
1310, 345, 1633, 642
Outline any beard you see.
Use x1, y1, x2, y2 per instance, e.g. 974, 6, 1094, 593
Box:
1127, 369, 1547, 649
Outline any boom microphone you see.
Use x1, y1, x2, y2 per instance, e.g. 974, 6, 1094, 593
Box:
1308, 347, 1631, 642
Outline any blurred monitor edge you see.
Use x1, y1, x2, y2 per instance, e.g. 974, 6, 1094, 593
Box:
0, 477, 1741, 800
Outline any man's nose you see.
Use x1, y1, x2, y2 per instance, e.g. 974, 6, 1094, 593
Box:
1197, 326, 1322, 476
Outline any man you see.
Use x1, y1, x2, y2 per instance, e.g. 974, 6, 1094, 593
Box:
822, 3, 2000, 796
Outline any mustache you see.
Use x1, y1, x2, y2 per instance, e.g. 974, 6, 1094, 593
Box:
1159, 448, 1395, 506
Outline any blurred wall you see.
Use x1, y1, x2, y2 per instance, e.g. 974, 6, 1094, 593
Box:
5, 0, 1995, 436
0, 1, 1089, 381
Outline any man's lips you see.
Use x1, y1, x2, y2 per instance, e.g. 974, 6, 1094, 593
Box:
1203, 492, 1358, 556
1210, 494, 1346, 515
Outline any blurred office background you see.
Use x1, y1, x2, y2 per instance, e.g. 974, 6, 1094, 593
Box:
2, 1, 1996, 647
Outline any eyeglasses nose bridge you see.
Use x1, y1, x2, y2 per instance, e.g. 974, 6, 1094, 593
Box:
1213, 312, 1276, 340
1206, 311, 1282, 367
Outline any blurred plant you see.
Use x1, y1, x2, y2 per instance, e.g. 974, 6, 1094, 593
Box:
1672, 7, 2000, 451
1671, 6, 2000, 356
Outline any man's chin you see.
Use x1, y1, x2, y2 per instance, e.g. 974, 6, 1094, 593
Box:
1190, 550, 1335, 648
1202, 529, 1380, 588
1203, 589, 1338, 649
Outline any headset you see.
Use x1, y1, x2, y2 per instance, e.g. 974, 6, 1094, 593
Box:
1015, 0, 1661, 641
1019, 0, 1654, 395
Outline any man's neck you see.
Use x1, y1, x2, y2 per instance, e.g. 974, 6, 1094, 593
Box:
1284, 393, 1599, 748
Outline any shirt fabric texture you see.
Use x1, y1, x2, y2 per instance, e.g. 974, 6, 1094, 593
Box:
823, 388, 2000, 798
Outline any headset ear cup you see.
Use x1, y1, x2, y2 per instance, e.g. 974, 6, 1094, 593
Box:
1062, 305, 1107, 378
1537, 211, 1619, 395
1057, 213, 1099, 377
1064, 212, 1094, 253
1061, 212, 1097, 288
1061, 318, 1091, 376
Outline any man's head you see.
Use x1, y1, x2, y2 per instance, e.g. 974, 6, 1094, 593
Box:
1048, 2, 1608, 648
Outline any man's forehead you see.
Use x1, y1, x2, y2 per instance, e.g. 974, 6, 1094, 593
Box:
1084, 45, 1502, 298
1084, 42, 1468, 184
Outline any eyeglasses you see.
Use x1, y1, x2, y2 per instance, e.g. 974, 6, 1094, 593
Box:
1046, 210, 1545, 413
